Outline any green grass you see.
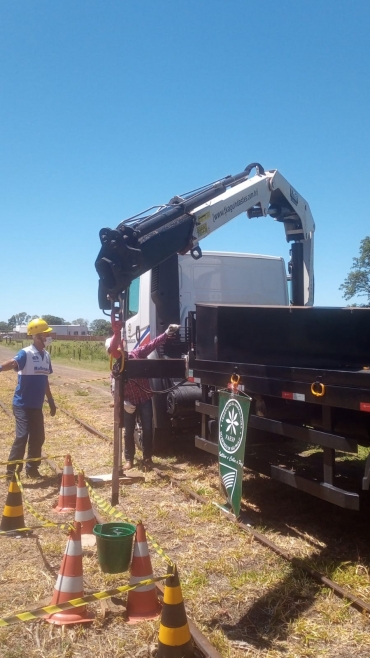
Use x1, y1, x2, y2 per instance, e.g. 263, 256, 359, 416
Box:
49, 340, 108, 362
0, 339, 110, 371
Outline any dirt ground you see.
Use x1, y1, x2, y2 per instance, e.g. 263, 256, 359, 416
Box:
1, 345, 370, 657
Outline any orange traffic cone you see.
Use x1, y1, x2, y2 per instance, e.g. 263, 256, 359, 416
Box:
54, 455, 76, 513
46, 521, 94, 625
126, 522, 161, 623
157, 565, 194, 658
75, 472, 97, 535
0, 474, 25, 532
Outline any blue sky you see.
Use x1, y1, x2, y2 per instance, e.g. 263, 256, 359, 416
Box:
1, 1, 369, 325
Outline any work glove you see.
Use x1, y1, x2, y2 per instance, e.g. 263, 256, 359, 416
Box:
165, 324, 181, 336
124, 401, 136, 414
49, 398, 57, 417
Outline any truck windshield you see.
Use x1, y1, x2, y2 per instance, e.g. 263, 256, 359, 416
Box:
127, 278, 140, 319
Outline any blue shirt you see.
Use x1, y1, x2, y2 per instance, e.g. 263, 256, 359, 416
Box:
13, 344, 53, 408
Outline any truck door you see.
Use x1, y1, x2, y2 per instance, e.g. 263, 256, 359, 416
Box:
125, 273, 151, 352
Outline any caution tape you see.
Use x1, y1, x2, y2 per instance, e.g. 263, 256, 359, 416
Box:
144, 529, 174, 568
80, 469, 174, 568
85, 481, 136, 524
0, 454, 65, 467
3, 455, 173, 564
0, 574, 169, 627
0, 524, 66, 537
15, 472, 74, 532
61, 376, 109, 386
79, 376, 110, 384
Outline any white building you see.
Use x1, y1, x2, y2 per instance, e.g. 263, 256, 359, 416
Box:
15, 324, 89, 336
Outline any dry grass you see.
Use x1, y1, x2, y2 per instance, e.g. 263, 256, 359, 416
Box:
1, 354, 370, 656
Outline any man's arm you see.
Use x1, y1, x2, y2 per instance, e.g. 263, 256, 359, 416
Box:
0, 359, 18, 372
45, 381, 52, 400
0, 349, 27, 373
45, 381, 56, 416
131, 332, 168, 359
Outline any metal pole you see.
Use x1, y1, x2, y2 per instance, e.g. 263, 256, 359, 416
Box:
111, 369, 123, 506
111, 294, 126, 506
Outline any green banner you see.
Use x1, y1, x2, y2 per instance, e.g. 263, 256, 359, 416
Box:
218, 390, 251, 517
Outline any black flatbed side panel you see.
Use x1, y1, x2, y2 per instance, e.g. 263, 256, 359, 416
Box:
125, 358, 186, 379
192, 362, 370, 412
191, 358, 370, 390
195, 304, 370, 371
195, 404, 358, 453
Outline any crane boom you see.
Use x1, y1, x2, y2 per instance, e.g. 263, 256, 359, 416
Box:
95, 163, 315, 309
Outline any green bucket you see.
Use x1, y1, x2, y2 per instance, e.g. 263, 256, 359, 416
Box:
93, 522, 136, 574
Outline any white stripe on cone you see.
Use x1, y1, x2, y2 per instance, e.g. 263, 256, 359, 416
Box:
76, 489, 89, 498
59, 485, 77, 496
54, 574, 84, 593
75, 509, 95, 522
63, 466, 74, 474
133, 541, 149, 558
64, 540, 82, 556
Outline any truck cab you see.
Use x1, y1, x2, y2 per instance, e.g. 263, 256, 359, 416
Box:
125, 251, 289, 351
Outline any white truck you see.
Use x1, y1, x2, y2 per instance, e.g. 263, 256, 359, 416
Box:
99, 163, 370, 512
95, 162, 314, 445
125, 251, 289, 352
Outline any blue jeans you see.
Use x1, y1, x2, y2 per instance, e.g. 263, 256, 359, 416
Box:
124, 398, 153, 461
8, 406, 45, 474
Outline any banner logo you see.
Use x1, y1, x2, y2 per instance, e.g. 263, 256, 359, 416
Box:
218, 391, 251, 517
219, 399, 244, 454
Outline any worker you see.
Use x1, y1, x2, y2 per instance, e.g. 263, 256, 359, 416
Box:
0, 318, 56, 479
107, 320, 180, 470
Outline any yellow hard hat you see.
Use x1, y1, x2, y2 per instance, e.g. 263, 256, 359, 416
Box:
27, 318, 53, 336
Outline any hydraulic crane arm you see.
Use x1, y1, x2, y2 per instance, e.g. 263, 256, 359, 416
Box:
95, 163, 315, 309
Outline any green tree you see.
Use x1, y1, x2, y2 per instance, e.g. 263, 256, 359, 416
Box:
90, 319, 112, 336
42, 315, 66, 325
71, 318, 89, 327
0, 321, 10, 331
8, 312, 31, 328
340, 237, 370, 306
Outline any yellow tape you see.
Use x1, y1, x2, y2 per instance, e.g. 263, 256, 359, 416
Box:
78, 377, 110, 384
0, 524, 65, 536
6, 459, 173, 566
15, 472, 74, 532
79, 469, 174, 568
61, 376, 109, 387
0, 454, 65, 467
0, 574, 169, 627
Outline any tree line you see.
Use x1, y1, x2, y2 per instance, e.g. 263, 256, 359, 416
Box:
0, 313, 112, 336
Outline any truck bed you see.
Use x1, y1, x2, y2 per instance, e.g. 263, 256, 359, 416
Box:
191, 304, 370, 510
195, 304, 370, 371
